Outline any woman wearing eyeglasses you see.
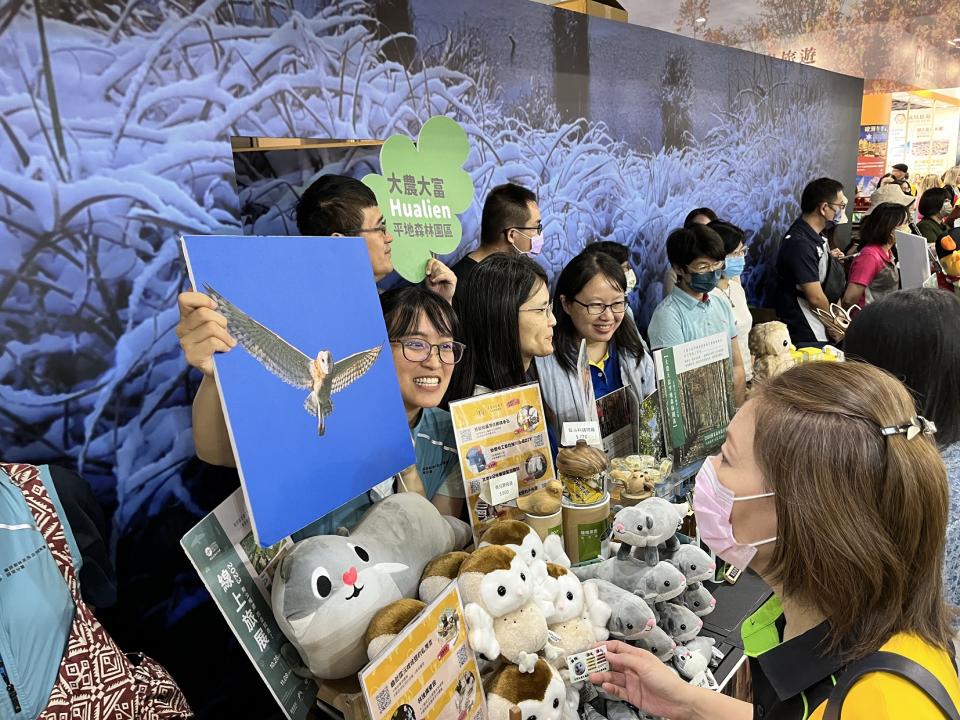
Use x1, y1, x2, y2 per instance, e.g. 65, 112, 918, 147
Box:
380, 285, 467, 518
537, 251, 656, 434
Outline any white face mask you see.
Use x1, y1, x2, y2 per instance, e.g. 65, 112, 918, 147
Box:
943, 201, 954, 217
624, 268, 637, 293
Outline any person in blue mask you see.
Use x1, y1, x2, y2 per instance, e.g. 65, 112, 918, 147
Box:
647, 224, 746, 405
708, 220, 753, 384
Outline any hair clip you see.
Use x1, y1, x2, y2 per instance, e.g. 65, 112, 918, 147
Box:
880, 415, 938, 441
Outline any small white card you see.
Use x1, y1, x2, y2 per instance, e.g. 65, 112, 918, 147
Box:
561, 421, 602, 448
480, 472, 519, 506
566, 647, 609, 684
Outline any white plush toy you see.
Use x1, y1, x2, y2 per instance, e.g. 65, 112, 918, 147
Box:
459, 545, 561, 673
672, 644, 709, 680
543, 564, 611, 668
480, 520, 570, 616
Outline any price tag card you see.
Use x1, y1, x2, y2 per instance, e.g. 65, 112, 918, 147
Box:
561, 421, 602, 448
566, 647, 609, 684
480, 472, 519, 506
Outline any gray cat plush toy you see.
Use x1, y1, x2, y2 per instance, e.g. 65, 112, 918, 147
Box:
272, 493, 470, 679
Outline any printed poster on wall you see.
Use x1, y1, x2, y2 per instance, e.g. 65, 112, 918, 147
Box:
595, 386, 638, 461
360, 582, 486, 720
181, 489, 317, 720
450, 383, 556, 543
181, 234, 415, 546
653, 333, 735, 469
363, 116, 475, 282
857, 124, 888, 177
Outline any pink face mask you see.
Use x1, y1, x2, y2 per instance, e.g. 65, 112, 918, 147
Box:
512, 229, 545, 256
692, 456, 776, 572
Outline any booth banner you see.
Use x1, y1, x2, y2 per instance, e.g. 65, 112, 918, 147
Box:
181, 489, 317, 720
450, 383, 557, 543
653, 333, 735, 469
181, 234, 416, 546
857, 124, 888, 177
360, 582, 485, 720
363, 116, 475, 282
889, 107, 960, 177
596, 387, 639, 461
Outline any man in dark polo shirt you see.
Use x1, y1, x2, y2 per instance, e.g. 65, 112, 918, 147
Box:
773, 178, 848, 347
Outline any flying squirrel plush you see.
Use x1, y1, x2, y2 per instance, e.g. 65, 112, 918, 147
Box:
419, 551, 471, 604
479, 520, 570, 616
543, 564, 610, 669
485, 659, 569, 720
611, 499, 688, 566
271, 492, 470, 680
365, 599, 425, 662
583, 578, 656, 640
458, 545, 562, 673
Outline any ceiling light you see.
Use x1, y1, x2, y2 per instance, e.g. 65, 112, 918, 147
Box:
695, 17, 707, 24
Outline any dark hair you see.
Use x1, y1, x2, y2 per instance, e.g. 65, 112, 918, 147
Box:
296, 174, 378, 235
448, 254, 548, 399
843, 288, 960, 447
582, 241, 629, 265
552, 252, 647, 374
480, 184, 537, 246
800, 177, 844, 214
858, 202, 907, 247
918, 187, 950, 218
666, 224, 725, 268
707, 220, 746, 256
683, 207, 718, 228
380, 285, 459, 341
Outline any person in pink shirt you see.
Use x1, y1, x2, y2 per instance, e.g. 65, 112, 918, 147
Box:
842, 202, 906, 308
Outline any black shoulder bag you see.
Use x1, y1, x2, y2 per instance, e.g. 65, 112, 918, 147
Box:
820, 251, 846, 304
823, 650, 960, 720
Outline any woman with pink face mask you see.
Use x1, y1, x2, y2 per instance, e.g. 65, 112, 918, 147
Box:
591, 362, 960, 720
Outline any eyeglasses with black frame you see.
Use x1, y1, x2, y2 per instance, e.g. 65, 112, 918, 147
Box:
572, 298, 628, 316
343, 223, 388, 235
391, 338, 466, 365
505, 220, 543, 236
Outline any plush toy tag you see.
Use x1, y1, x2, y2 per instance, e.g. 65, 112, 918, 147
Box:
690, 669, 719, 691
561, 421, 602, 448
566, 647, 609, 684
480, 472, 519, 506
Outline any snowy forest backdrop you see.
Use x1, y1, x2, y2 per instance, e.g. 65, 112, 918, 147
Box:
0, 0, 861, 715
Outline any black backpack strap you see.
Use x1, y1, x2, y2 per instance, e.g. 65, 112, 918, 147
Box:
824, 650, 960, 720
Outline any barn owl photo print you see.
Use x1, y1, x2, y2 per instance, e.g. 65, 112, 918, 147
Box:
205, 284, 382, 436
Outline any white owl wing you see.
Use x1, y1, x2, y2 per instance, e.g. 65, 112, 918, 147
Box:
204, 284, 313, 389
329, 344, 383, 394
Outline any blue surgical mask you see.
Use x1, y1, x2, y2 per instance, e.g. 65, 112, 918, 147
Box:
688, 269, 722, 294
724, 256, 745, 279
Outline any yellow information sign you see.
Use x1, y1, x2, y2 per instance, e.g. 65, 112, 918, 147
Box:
449, 383, 557, 544
360, 582, 486, 720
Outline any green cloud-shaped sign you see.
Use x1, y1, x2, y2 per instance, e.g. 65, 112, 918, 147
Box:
363, 116, 474, 282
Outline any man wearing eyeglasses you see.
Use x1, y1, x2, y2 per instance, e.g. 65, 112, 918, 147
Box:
772, 177, 849, 348
450, 183, 543, 288
175, 174, 458, 467
648, 224, 746, 406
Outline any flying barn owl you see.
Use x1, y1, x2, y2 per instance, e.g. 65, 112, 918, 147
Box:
204, 284, 382, 435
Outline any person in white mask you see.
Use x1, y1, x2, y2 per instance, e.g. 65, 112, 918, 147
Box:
449, 183, 544, 290
917, 187, 960, 244
590, 362, 960, 719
